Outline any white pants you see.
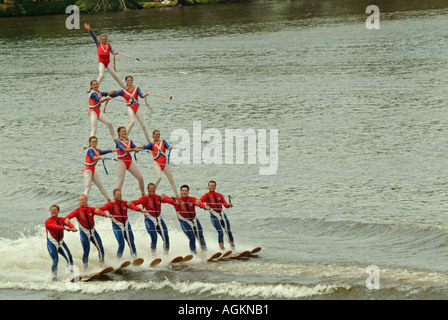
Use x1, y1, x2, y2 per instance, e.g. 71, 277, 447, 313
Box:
89, 110, 116, 141
154, 162, 178, 197
127, 106, 151, 142
117, 160, 145, 195
83, 169, 109, 201
97, 62, 125, 88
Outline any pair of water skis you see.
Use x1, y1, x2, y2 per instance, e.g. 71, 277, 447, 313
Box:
205, 246, 261, 262
168, 251, 226, 264
169, 254, 194, 264
227, 247, 262, 260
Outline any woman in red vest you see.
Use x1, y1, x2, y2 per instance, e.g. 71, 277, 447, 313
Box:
140, 130, 179, 198
88, 80, 117, 141
84, 23, 125, 89
115, 126, 145, 197
83, 136, 116, 202
110, 76, 152, 143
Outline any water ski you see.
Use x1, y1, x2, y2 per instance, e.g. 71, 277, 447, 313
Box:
80, 266, 113, 282
207, 252, 222, 262
132, 258, 144, 266
250, 247, 262, 255
98, 266, 114, 274
118, 261, 131, 269
170, 256, 183, 264
150, 258, 162, 267
182, 255, 194, 262
217, 250, 233, 260
229, 250, 250, 259
81, 273, 100, 282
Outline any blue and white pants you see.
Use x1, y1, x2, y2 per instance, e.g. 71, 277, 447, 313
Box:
210, 210, 234, 244
79, 226, 105, 266
144, 214, 169, 252
112, 219, 137, 258
179, 217, 207, 254
47, 236, 73, 278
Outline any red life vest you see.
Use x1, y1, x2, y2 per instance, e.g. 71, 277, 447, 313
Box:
133, 195, 176, 218
143, 195, 162, 218
175, 197, 200, 220
97, 43, 111, 67
100, 201, 141, 225
88, 91, 103, 117
65, 206, 102, 230
111, 201, 130, 224
202, 192, 227, 213
85, 148, 99, 166
151, 140, 168, 170
45, 217, 70, 242
122, 87, 140, 114
89, 91, 102, 108
117, 139, 133, 163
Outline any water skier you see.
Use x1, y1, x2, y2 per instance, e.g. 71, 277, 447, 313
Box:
166, 185, 210, 255
45, 204, 77, 281
132, 183, 179, 255
100, 188, 145, 259
200, 181, 235, 251
64, 194, 111, 271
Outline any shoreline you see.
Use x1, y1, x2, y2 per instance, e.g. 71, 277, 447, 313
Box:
0, 0, 248, 18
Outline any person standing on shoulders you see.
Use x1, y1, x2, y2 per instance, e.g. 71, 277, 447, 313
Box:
140, 130, 178, 197
110, 76, 153, 143
87, 80, 117, 141
116, 126, 145, 197
82, 136, 117, 202
84, 23, 125, 89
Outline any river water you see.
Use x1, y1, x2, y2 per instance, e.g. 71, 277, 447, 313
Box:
0, 0, 448, 302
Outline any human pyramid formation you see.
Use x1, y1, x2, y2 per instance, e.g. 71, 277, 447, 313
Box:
44, 24, 236, 281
